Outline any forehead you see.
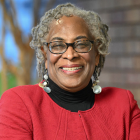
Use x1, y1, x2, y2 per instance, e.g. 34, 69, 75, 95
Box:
46, 16, 94, 41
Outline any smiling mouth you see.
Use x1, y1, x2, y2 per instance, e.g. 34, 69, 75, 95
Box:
61, 66, 82, 71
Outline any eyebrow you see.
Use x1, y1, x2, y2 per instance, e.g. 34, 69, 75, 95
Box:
51, 36, 88, 42
51, 37, 64, 41
74, 36, 88, 40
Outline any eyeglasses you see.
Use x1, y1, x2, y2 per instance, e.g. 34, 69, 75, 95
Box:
43, 40, 94, 54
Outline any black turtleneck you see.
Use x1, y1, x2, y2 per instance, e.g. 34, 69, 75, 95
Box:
47, 77, 95, 112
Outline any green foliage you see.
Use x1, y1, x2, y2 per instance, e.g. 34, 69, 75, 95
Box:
0, 72, 17, 97
7, 72, 17, 89
0, 73, 2, 96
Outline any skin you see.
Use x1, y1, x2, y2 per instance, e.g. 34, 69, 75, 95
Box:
42, 16, 99, 92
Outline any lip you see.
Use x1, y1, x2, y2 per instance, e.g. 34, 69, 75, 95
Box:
60, 64, 82, 68
60, 64, 83, 74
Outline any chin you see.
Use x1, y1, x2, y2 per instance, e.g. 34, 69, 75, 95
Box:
59, 78, 87, 91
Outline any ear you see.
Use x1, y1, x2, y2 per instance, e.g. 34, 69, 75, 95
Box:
41, 46, 48, 69
95, 53, 100, 66
41, 46, 46, 57
45, 60, 48, 70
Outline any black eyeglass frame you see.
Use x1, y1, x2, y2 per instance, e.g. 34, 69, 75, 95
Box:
43, 40, 94, 54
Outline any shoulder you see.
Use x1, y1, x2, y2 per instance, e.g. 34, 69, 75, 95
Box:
0, 85, 45, 134
95, 87, 138, 110
0, 84, 46, 106
99, 87, 133, 100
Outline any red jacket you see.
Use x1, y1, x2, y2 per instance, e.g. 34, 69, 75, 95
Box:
0, 85, 140, 140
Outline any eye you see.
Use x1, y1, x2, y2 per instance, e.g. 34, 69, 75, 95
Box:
50, 42, 66, 51
76, 41, 90, 48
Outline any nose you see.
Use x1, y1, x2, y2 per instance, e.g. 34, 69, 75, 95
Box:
62, 46, 79, 60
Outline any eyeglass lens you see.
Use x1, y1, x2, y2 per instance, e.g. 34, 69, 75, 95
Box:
49, 40, 92, 54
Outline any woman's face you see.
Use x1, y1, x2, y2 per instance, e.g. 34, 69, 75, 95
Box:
44, 16, 99, 92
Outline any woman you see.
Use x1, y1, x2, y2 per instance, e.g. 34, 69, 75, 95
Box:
0, 3, 140, 140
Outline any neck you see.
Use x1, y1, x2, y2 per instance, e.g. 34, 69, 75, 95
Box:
46, 77, 95, 112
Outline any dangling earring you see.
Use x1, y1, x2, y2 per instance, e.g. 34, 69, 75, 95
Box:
92, 66, 102, 94
39, 69, 51, 93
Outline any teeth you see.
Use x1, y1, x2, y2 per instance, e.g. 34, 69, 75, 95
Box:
62, 66, 82, 71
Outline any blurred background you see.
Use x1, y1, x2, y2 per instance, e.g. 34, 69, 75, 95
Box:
0, 0, 140, 107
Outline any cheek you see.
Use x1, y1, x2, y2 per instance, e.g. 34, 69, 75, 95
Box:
82, 52, 96, 65
81, 52, 96, 74
46, 52, 61, 69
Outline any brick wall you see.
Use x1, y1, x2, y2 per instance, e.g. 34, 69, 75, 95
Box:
73, 0, 140, 107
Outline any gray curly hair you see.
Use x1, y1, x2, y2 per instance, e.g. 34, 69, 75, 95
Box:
30, 3, 110, 78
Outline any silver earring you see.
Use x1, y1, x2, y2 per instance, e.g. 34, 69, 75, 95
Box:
39, 69, 51, 93
92, 66, 102, 94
